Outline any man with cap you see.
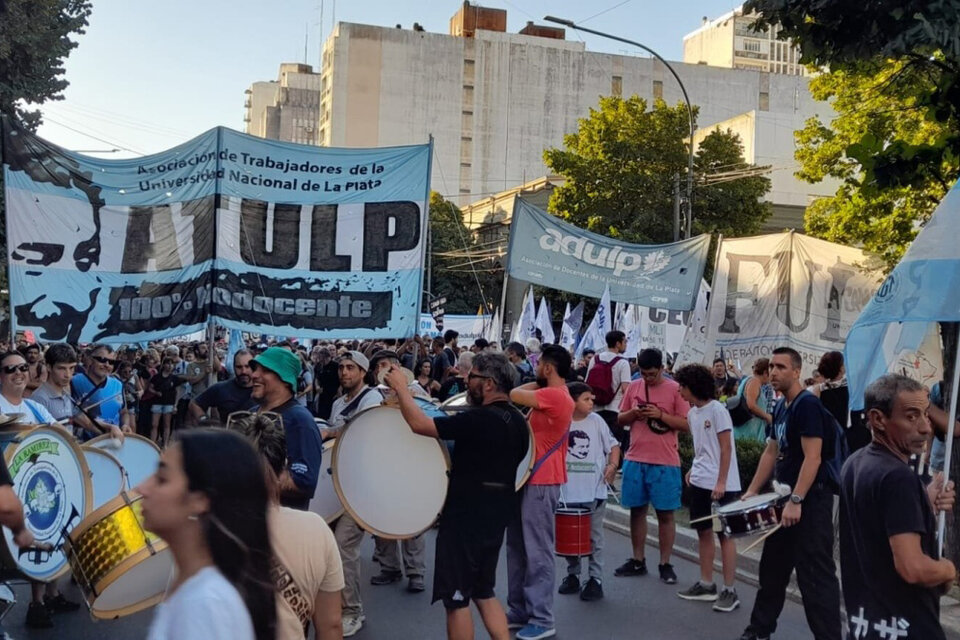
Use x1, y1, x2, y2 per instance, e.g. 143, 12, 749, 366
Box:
249, 346, 323, 511
322, 350, 382, 637
364, 350, 429, 594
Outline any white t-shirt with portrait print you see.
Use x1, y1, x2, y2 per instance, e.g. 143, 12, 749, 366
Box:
562, 412, 618, 504
688, 399, 741, 492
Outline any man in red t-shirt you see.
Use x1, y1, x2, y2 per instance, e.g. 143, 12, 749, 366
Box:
507, 344, 575, 640
615, 348, 690, 585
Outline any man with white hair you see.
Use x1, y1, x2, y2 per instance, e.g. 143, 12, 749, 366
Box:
439, 351, 474, 402
526, 338, 542, 369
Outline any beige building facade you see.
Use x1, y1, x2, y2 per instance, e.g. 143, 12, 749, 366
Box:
244, 63, 322, 145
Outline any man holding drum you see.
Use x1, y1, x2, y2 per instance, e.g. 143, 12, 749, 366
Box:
506, 344, 576, 640
385, 352, 528, 640
737, 347, 841, 640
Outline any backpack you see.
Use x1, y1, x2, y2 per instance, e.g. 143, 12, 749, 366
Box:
725, 394, 752, 426
785, 390, 849, 494
585, 356, 623, 406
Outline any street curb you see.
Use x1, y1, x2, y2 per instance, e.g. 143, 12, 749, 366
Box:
603, 503, 960, 639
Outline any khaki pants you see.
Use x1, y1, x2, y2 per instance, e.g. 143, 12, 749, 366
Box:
334, 512, 366, 617
373, 534, 426, 577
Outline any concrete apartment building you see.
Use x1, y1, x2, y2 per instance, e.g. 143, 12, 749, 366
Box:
683, 4, 806, 76
244, 63, 322, 145
310, 2, 834, 229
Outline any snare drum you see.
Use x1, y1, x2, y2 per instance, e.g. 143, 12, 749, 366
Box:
715, 493, 786, 538
65, 492, 173, 619
87, 434, 160, 492
333, 406, 449, 539
82, 447, 126, 511
1, 426, 92, 582
308, 439, 343, 523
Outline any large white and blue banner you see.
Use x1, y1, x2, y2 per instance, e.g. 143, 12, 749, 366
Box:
2, 118, 431, 343
505, 199, 710, 311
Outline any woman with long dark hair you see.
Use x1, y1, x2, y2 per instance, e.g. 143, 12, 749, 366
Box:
139, 428, 276, 640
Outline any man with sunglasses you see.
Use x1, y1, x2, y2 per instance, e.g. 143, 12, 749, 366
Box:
249, 346, 323, 511
71, 344, 133, 439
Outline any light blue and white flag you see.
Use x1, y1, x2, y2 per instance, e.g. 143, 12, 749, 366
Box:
535, 297, 555, 345
514, 286, 538, 344
576, 285, 611, 359
225, 328, 246, 375
559, 302, 584, 352
846, 184, 960, 410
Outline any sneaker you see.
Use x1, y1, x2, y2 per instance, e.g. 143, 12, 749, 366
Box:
370, 569, 402, 585
406, 575, 425, 593
342, 615, 364, 637
614, 557, 648, 577
516, 623, 557, 640
44, 593, 81, 613
714, 588, 741, 613
677, 581, 717, 601
25, 602, 52, 629
579, 577, 604, 601
659, 563, 678, 584
736, 631, 770, 640
558, 575, 580, 595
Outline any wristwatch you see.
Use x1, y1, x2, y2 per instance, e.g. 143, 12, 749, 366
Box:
789, 494, 804, 504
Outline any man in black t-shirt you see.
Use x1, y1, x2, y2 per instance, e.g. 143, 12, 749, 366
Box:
386, 351, 527, 640
188, 349, 255, 423
737, 347, 841, 640
840, 374, 955, 640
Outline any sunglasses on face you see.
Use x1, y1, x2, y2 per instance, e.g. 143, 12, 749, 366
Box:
91, 355, 117, 366
1, 364, 29, 374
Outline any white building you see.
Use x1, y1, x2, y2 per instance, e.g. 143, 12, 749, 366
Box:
244, 63, 322, 145
683, 5, 806, 76
314, 7, 834, 226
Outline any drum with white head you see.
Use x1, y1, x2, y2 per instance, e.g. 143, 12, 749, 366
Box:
1, 426, 92, 582
81, 446, 126, 511
87, 434, 160, 492
333, 406, 449, 538
308, 439, 343, 523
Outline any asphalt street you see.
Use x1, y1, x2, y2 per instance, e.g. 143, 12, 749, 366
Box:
0, 522, 819, 640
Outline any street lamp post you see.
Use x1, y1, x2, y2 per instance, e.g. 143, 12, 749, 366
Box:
544, 16, 696, 240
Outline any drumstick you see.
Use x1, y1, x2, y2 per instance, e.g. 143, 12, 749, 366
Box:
688, 513, 721, 525
742, 523, 782, 554
81, 392, 123, 411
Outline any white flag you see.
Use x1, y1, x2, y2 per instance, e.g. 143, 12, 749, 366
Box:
576, 285, 611, 358
614, 301, 628, 332
560, 302, 584, 351
515, 286, 538, 344
485, 307, 502, 343
621, 304, 643, 357
534, 297, 555, 345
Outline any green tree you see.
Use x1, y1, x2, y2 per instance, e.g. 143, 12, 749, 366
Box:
427, 192, 501, 317
795, 59, 952, 270
543, 96, 771, 245
745, 0, 960, 193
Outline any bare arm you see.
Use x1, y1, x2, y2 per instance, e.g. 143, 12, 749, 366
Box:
890, 533, 956, 588
714, 430, 732, 499
744, 439, 779, 497
928, 403, 960, 440
313, 589, 343, 640
745, 377, 772, 423
510, 382, 541, 409
387, 369, 438, 437
637, 404, 689, 432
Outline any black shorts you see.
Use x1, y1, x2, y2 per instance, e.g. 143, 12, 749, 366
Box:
688, 485, 741, 533
433, 519, 505, 609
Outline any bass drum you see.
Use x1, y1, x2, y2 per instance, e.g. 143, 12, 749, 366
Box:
308, 439, 343, 523
87, 434, 161, 492
2, 426, 92, 582
333, 406, 449, 539
82, 446, 127, 511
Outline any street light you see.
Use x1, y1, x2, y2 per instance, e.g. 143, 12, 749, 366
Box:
544, 16, 696, 240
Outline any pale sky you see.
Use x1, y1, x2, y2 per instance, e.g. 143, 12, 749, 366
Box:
35, 0, 739, 157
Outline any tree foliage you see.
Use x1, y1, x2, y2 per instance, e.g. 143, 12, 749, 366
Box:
543, 96, 771, 246
795, 60, 952, 270
745, 0, 960, 193
427, 192, 501, 317
0, 0, 92, 129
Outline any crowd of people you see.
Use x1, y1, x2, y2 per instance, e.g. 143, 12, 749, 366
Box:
0, 326, 954, 640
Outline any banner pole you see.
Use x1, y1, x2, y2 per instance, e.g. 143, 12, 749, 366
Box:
937, 325, 960, 552
0, 115, 13, 345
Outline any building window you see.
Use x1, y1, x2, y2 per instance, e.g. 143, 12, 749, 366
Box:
653, 80, 663, 100
611, 75, 622, 96
743, 39, 761, 53
759, 91, 769, 111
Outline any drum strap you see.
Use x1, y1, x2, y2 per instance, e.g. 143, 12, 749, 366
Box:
530, 435, 566, 480
339, 387, 375, 419
271, 556, 313, 634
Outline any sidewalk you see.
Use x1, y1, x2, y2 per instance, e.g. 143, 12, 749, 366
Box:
603, 502, 960, 639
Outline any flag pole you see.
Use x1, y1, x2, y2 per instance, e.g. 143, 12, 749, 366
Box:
938, 325, 960, 551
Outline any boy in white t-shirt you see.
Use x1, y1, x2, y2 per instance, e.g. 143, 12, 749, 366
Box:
673, 364, 741, 613
558, 382, 620, 602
